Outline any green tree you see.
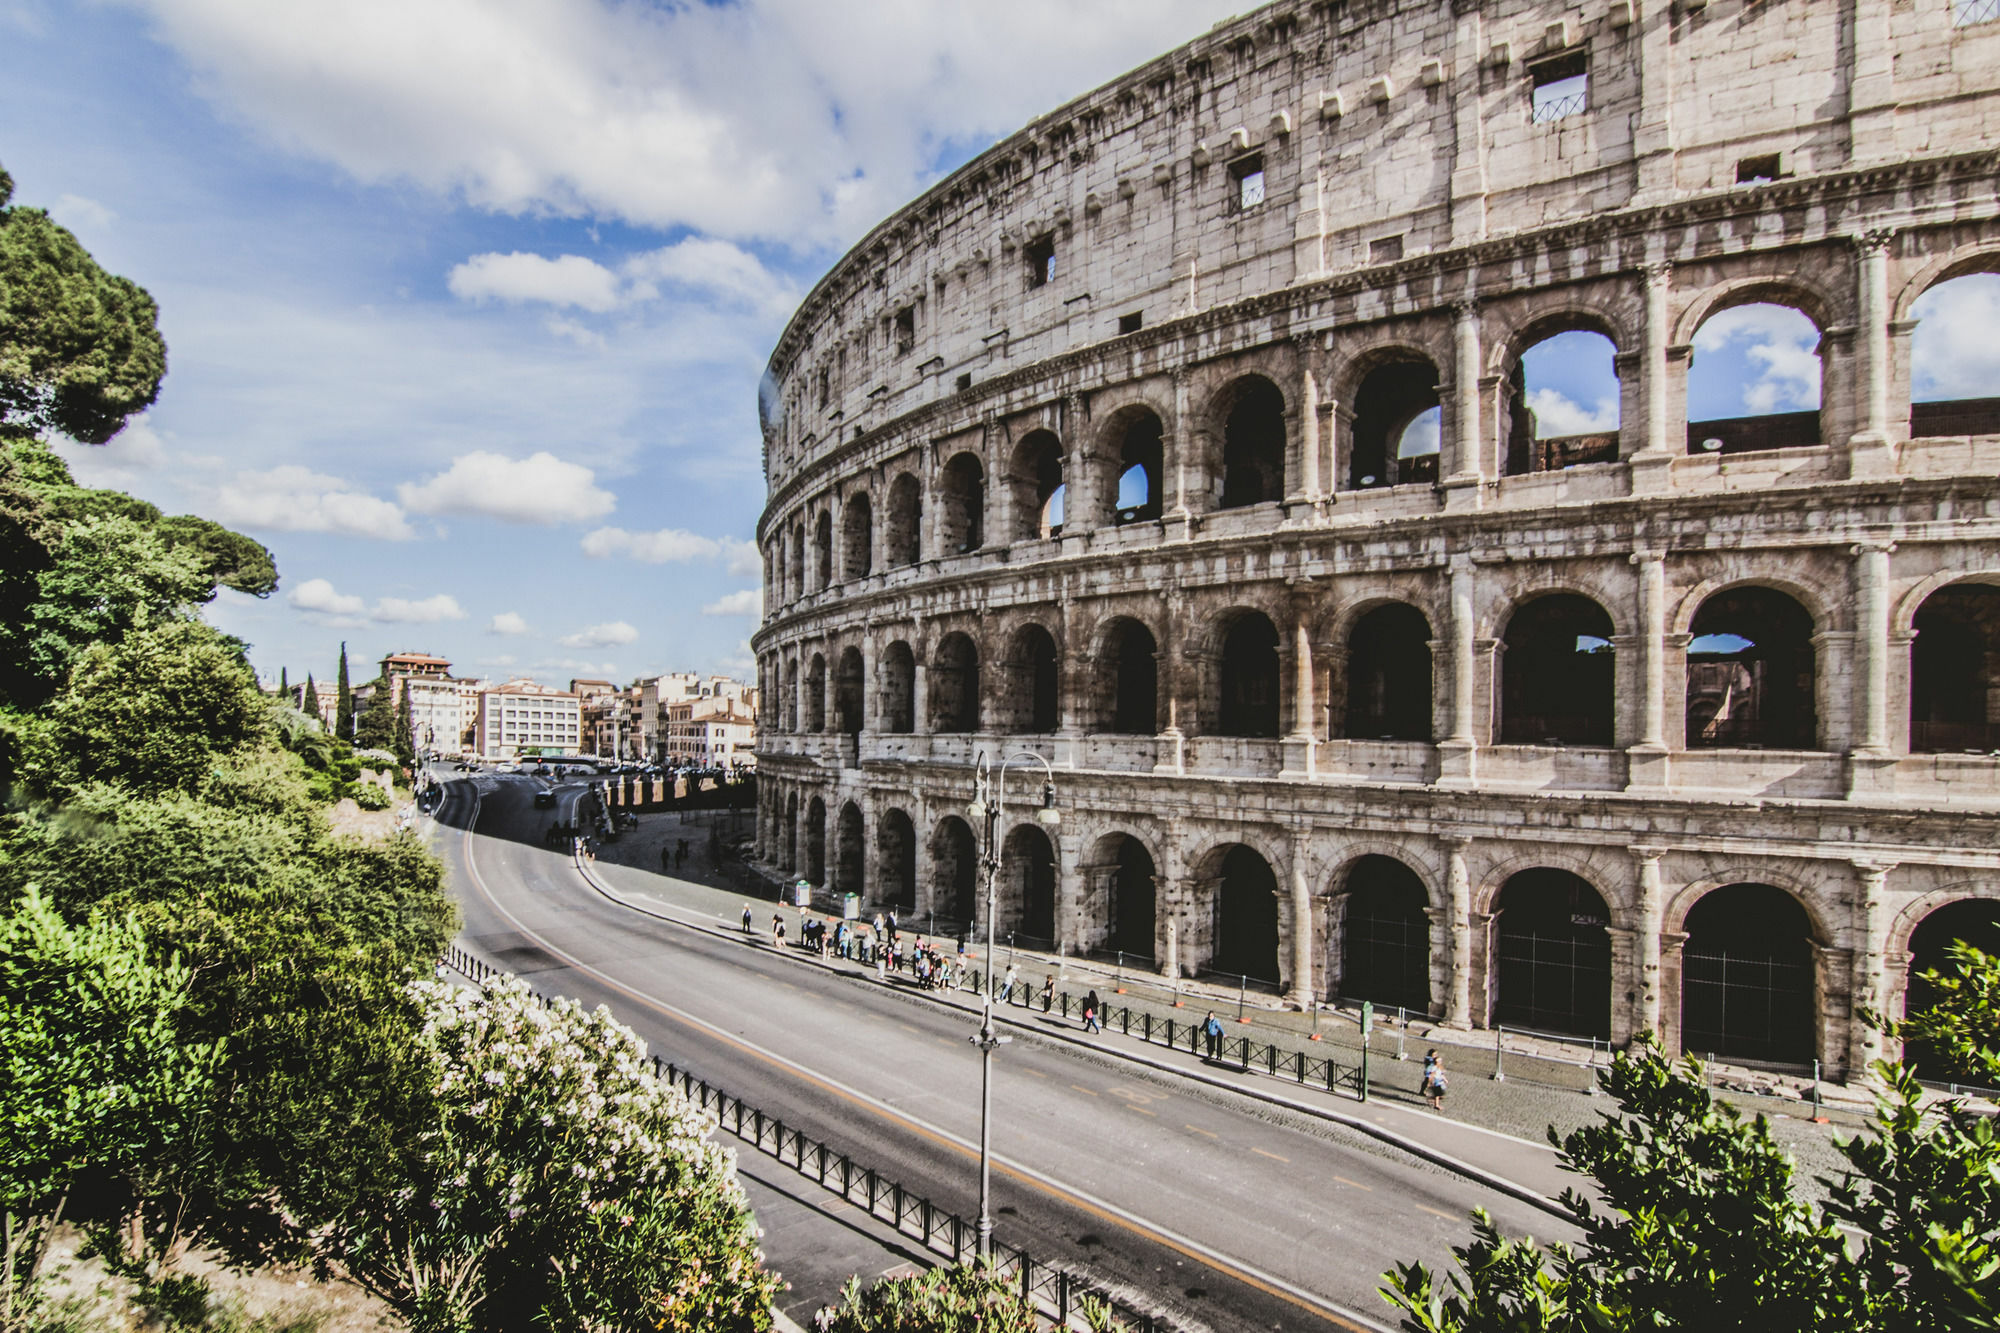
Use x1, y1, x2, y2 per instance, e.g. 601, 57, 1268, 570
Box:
334, 643, 352, 741
0, 887, 217, 1330
0, 167, 167, 445
815, 1263, 1128, 1333
300, 674, 319, 723
1892, 942, 2000, 1085
351, 678, 395, 753
277, 665, 288, 701
394, 683, 415, 767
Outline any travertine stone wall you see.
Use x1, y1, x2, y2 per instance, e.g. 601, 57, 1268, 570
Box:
752, 0, 2000, 1082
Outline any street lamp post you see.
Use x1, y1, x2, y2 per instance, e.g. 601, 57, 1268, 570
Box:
965, 749, 1061, 1260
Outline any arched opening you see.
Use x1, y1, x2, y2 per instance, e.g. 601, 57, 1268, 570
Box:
1104, 834, 1156, 960
1339, 856, 1430, 1012
1342, 603, 1433, 740
788, 522, 805, 599
1108, 407, 1164, 525
929, 632, 980, 733
780, 791, 798, 872
1503, 328, 1621, 475
835, 802, 865, 897
1500, 594, 1615, 746
1685, 588, 1817, 750
834, 646, 865, 737
841, 494, 873, 581
1687, 301, 1823, 454
879, 640, 915, 735
1348, 358, 1441, 489
1216, 376, 1287, 509
1903, 897, 2000, 1078
939, 453, 985, 554
1909, 272, 2000, 439
1008, 430, 1066, 541
1002, 823, 1058, 946
804, 654, 827, 733
876, 808, 917, 912
781, 658, 799, 733
1216, 611, 1281, 738
884, 472, 922, 567
814, 510, 834, 591
998, 623, 1059, 734
930, 816, 979, 924
804, 795, 827, 884
1912, 583, 2000, 752
1680, 883, 1816, 1065
1494, 869, 1612, 1039
1096, 617, 1158, 734
1210, 845, 1281, 983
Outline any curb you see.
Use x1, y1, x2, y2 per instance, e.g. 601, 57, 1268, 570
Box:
568, 846, 1570, 1224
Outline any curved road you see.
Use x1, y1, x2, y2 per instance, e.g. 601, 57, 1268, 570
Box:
432, 772, 1569, 1332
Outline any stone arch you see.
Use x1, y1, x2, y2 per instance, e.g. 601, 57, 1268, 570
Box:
835, 800, 865, 897
929, 631, 981, 733
1669, 574, 1840, 637
878, 639, 916, 734
1096, 401, 1167, 526
804, 652, 827, 733
788, 520, 806, 598
1477, 846, 1626, 922
1209, 607, 1282, 738
780, 789, 799, 872
814, 509, 834, 591
1495, 310, 1625, 476
1207, 373, 1289, 509
1683, 289, 1829, 452
1893, 243, 2000, 325
1683, 586, 1819, 750
1895, 569, 2000, 636
884, 471, 922, 567
1340, 600, 1433, 741
1911, 581, 2000, 752
834, 645, 865, 737
1192, 841, 1283, 984
1334, 853, 1432, 1012
1675, 881, 1821, 1065
1901, 892, 2000, 1077
804, 794, 827, 883
1498, 591, 1616, 746
1906, 263, 2000, 438
938, 451, 986, 554
995, 619, 1061, 734
1085, 829, 1161, 960
1491, 867, 1614, 1039
1664, 866, 1837, 954
929, 814, 979, 924
841, 491, 873, 581
1341, 345, 1442, 490
1090, 615, 1160, 734
1000, 821, 1059, 945
1006, 429, 1066, 541
876, 806, 917, 912
1672, 275, 1843, 348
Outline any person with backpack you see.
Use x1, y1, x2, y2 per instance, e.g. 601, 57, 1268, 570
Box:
1203, 1011, 1225, 1061
1427, 1054, 1449, 1110
1420, 1048, 1439, 1098
1082, 989, 1103, 1034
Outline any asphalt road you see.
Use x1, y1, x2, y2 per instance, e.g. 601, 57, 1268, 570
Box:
432, 772, 1570, 1333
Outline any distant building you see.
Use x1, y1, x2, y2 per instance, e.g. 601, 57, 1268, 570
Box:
475, 679, 583, 761
666, 702, 758, 769
636, 672, 758, 764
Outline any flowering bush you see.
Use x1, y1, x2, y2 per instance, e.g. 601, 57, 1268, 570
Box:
329, 977, 776, 1333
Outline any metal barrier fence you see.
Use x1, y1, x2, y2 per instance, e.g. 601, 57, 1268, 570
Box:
441, 943, 1169, 1331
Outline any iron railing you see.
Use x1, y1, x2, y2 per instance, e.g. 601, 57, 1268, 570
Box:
440, 943, 1172, 1330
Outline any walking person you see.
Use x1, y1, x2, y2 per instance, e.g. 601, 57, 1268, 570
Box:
1426, 1055, 1449, 1111
999, 962, 1018, 1005
1082, 989, 1103, 1034
741, 903, 753, 934
1040, 974, 1055, 1013
1203, 1011, 1225, 1061
660, 844, 671, 873
875, 938, 889, 982
772, 913, 785, 948
1420, 1048, 1438, 1099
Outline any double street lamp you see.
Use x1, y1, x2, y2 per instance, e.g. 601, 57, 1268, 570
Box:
964, 749, 1061, 1260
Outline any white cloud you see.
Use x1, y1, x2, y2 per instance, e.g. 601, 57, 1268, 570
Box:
447, 251, 622, 312
398, 450, 615, 525
489, 611, 531, 635
288, 577, 367, 619
1911, 273, 2000, 402
701, 588, 761, 617
561, 620, 639, 648
53, 192, 116, 231
544, 316, 606, 350
1693, 303, 1823, 415
112, 0, 1244, 245
1525, 388, 1618, 438
624, 238, 797, 317
581, 525, 722, 563
1395, 406, 1440, 459
719, 536, 762, 577
374, 593, 466, 623
52, 416, 171, 490
209, 464, 415, 540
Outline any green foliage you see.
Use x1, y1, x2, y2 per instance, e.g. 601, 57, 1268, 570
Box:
349, 681, 394, 753
1382, 1030, 2000, 1333
0, 167, 167, 446
333, 647, 351, 743
153, 516, 277, 599
1893, 943, 2000, 1085
0, 887, 217, 1328
326, 980, 776, 1333
299, 676, 318, 724
812, 1261, 1127, 1333
392, 687, 414, 768
347, 781, 389, 812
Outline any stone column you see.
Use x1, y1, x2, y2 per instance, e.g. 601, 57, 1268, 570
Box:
1847, 231, 1898, 478
1164, 368, 1194, 536
1442, 836, 1474, 1027
1631, 847, 1666, 1041
1850, 542, 1898, 797
1629, 263, 1675, 493
1282, 594, 1318, 778
1628, 550, 1670, 789
1848, 861, 1895, 1081
1287, 356, 1322, 516
1154, 590, 1188, 775
1288, 827, 1315, 1009
1442, 301, 1485, 510
1438, 558, 1478, 784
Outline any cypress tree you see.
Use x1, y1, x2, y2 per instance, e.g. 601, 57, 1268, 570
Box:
393, 683, 415, 767
335, 642, 353, 739
302, 674, 320, 723
278, 665, 288, 701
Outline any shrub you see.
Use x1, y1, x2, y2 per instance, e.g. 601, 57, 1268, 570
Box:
346, 782, 389, 811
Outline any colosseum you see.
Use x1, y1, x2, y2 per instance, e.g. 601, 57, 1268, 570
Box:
751, 0, 2000, 1082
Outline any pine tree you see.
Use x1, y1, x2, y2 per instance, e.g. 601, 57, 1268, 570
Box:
335, 642, 353, 739
302, 674, 320, 723
278, 665, 288, 701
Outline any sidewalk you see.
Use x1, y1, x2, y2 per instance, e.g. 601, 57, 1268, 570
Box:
592, 811, 1871, 1203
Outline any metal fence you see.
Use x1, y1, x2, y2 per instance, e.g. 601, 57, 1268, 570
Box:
441, 944, 1172, 1331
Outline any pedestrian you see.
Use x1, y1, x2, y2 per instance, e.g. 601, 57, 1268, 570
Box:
999, 962, 1018, 1004
660, 844, 671, 872
1203, 1011, 1224, 1061
741, 903, 753, 934
1427, 1056, 1449, 1111
1082, 989, 1103, 1034
887, 910, 899, 941
875, 940, 889, 982
772, 913, 785, 947
1420, 1048, 1438, 1099
1040, 975, 1055, 1013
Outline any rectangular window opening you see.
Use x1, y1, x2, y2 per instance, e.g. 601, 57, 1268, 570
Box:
1025, 234, 1056, 289
1231, 154, 1266, 212
1369, 234, 1405, 265
1956, 0, 2000, 25
1530, 52, 1589, 123
1118, 311, 1144, 335
1736, 154, 1783, 184
954, 372, 973, 393
894, 306, 915, 355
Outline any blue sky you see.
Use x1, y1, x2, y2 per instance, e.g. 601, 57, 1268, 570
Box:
5, 1, 1995, 691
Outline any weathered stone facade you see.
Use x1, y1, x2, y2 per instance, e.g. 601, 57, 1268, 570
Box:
752, 0, 2000, 1080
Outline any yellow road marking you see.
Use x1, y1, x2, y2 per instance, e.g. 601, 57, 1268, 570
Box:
1069, 1084, 1099, 1097
1125, 1105, 1156, 1116
1417, 1204, 1457, 1221
1252, 1148, 1290, 1163
1334, 1176, 1373, 1192
1184, 1124, 1219, 1139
